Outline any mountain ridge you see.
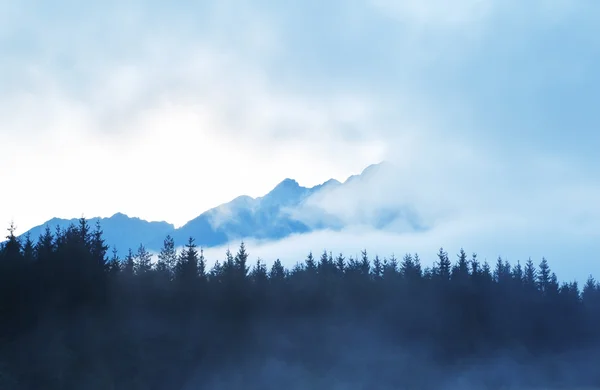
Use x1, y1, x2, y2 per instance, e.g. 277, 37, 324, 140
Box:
14, 161, 418, 255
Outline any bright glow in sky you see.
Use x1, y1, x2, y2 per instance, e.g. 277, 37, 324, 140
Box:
1, 0, 600, 281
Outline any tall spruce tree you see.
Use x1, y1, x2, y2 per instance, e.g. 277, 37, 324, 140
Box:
134, 244, 153, 275
157, 235, 178, 279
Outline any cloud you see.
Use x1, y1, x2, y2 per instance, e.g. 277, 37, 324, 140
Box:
202, 213, 599, 285
0, 0, 387, 231
2, 0, 600, 283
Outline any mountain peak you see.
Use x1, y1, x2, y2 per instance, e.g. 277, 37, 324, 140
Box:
258, 178, 307, 207
110, 212, 129, 219
309, 178, 342, 193
322, 178, 341, 186
275, 178, 300, 189
360, 160, 392, 176
268, 178, 303, 197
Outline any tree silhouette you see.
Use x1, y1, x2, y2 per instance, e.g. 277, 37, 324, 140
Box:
1, 219, 600, 389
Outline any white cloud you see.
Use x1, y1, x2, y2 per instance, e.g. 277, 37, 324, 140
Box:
202, 211, 600, 285
0, 5, 385, 232
200, 135, 600, 284
2, 0, 599, 284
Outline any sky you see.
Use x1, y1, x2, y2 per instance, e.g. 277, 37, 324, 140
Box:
2, 0, 600, 281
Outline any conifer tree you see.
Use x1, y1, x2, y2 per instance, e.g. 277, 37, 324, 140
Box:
222, 248, 235, 281
538, 257, 551, 294
470, 252, 480, 276
270, 259, 286, 282
234, 241, 249, 278
400, 253, 421, 281
452, 248, 470, 281
318, 250, 331, 275
435, 247, 451, 280
372, 255, 383, 280
21, 232, 35, 264
209, 260, 224, 284
304, 251, 317, 275
512, 260, 524, 286
134, 244, 153, 275
157, 235, 177, 278
107, 247, 121, 276
35, 225, 55, 263
76, 217, 91, 247
90, 221, 109, 270
481, 261, 492, 283
176, 237, 199, 282
383, 254, 399, 279
335, 253, 345, 274
360, 250, 370, 277
1, 222, 21, 262
583, 275, 598, 302
198, 247, 206, 279
524, 258, 537, 291
493, 257, 511, 285
123, 248, 135, 277
250, 258, 268, 285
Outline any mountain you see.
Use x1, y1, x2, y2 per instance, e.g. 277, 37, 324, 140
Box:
20, 213, 175, 255
16, 161, 423, 254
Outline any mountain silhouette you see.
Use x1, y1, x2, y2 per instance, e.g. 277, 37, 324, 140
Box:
16, 161, 422, 254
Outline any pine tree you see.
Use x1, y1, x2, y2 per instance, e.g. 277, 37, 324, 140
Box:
21, 232, 35, 264
134, 244, 153, 275
250, 258, 268, 285
413, 253, 423, 276
318, 250, 331, 275
548, 272, 559, 296
304, 251, 317, 275
493, 257, 511, 285
198, 248, 206, 279
1, 222, 22, 262
209, 260, 224, 284
176, 237, 199, 282
76, 216, 91, 247
335, 253, 345, 274
383, 254, 399, 279
512, 260, 524, 287
157, 235, 177, 278
234, 241, 249, 280
400, 253, 419, 281
452, 248, 470, 281
372, 255, 383, 280
470, 252, 480, 276
435, 247, 451, 280
537, 257, 551, 294
123, 248, 135, 277
523, 258, 537, 291
583, 275, 598, 302
90, 221, 109, 270
270, 259, 286, 282
360, 250, 370, 277
35, 225, 55, 263
481, 261, 492, 283
222, 248, 235, 280
107, 247, 121, 276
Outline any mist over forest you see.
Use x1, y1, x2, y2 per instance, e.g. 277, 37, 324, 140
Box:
1, 218, 600, 389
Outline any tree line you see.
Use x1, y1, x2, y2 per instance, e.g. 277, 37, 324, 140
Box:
1, 217, 600, 389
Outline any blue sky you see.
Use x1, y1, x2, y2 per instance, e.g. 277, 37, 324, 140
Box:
1, 0, 599, 281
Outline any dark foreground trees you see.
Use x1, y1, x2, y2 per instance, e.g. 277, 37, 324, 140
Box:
1, 218, 600, 389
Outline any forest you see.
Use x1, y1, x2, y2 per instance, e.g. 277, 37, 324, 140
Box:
1, 217, 600, 389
